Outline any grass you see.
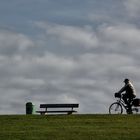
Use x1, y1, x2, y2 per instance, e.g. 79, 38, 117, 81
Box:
0, 114, 140, 140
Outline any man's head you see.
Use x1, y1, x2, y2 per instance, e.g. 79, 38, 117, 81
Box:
124, 78, 129, 84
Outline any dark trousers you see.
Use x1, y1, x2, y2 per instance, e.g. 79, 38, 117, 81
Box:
122, 93, 135, 107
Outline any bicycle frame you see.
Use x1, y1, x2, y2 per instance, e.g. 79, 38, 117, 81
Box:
116, 96, 127, 110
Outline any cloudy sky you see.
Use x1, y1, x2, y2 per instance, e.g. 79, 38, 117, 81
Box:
0, 0, 140, 114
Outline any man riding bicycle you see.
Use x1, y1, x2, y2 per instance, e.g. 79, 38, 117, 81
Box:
116, 79, 136, 112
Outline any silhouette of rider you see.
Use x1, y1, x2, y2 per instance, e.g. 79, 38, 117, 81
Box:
117, 79, 136, 108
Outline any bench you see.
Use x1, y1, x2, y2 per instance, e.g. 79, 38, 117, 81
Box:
36, 104, 79, 115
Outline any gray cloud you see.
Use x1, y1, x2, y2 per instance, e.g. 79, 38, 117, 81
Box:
1, 21, 140, 114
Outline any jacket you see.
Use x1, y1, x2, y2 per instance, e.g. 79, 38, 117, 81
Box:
118, 81, 136, 97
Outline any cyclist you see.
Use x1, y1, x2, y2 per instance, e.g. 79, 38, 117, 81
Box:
117, 79, 136, 112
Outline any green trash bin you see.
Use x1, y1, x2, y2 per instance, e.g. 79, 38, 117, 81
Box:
26, 102, 35, 114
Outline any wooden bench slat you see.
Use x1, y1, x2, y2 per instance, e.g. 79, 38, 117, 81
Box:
40, 104, 79, 108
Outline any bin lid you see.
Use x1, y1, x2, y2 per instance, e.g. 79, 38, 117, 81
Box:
26, 102, 33, 105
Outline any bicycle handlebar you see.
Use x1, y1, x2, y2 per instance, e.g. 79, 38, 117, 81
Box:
114, 93, 121, 98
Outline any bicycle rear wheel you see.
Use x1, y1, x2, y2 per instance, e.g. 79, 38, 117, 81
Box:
132, 107, 139, 114
109, 102, 123, 114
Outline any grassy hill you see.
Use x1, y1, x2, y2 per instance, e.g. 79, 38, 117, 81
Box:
0, 114, 140, 140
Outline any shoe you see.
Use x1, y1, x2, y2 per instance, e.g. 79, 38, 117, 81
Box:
126, 108, 133, 114
135, 108, 139, 112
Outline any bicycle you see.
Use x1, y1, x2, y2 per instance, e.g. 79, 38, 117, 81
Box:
109, 93, 139, 114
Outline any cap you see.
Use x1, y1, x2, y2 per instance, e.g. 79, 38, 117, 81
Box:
124, 78, 129, 82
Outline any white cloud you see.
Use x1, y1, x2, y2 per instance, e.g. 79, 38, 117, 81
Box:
124, 0, 140, 17
36, 52, 76, 72
97, 24, 140, 56
35, 22, 98, 49
99, 25, 140, 44
0, 30, 34, 55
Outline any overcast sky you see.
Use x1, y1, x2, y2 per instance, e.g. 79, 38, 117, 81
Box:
0, 0, 140, 114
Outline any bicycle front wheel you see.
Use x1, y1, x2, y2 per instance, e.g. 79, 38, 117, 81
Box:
109, 102, 123, 114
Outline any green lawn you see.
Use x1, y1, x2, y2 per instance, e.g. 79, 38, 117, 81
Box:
0, 114, 140, 140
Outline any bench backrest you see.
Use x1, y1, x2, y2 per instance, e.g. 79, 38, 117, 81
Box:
40, 104, 79, 108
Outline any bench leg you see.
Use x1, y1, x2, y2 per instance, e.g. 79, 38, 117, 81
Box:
41, 112, 45, 115
67, 112, 72, 115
